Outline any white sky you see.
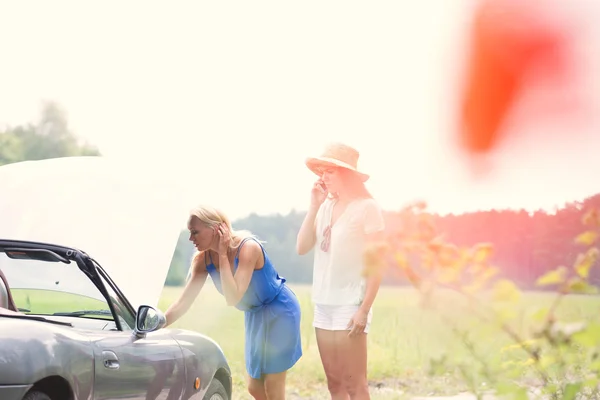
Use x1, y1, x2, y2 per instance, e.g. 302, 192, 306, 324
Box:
1, 0, 599, 220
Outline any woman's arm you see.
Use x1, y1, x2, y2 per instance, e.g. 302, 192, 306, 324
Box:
296, 204, 320, 255
218, 240, 261, 306
360, 201, 386, 313
359, 231, 386, 314
297, 180, 327, 255
349, 231, 386, 337
164, 253, 208, 327
349, 201, 386, 337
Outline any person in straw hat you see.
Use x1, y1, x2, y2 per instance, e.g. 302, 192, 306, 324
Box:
296, 142, 385, 399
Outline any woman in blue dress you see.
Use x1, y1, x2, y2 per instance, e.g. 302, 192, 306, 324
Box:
165, 204, 302, 400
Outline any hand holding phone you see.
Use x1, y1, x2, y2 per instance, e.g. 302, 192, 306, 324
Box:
311, 180, 328, 206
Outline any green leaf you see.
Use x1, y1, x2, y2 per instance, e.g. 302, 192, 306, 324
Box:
531, 307, 549, 322
575, 230, 598, 246
492, 279, 521, 303
590, 359, 600, 372
539, 354, 556, 369
567, 277, 598, 294
513, 388, 529, 400
572, 322, 600, 347
562, 382, 582, 400
583, 377, 600, 389
471, 242, 493, 263
574, 255, 592, 279
536, 266, 568, 286
573, 248, 599, 279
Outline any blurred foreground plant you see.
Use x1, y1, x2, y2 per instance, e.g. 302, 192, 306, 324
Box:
365, 203, 600, 400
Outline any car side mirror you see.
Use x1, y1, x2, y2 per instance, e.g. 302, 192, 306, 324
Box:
134, 305, 166, 338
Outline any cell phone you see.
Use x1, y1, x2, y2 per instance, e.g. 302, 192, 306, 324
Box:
317, 182, 327, 194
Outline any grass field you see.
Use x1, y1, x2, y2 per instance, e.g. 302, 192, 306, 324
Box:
157, 283, 600, 399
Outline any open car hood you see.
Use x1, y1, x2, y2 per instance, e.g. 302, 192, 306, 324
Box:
0, 157, 190, 309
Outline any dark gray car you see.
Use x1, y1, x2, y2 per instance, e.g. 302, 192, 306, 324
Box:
0, 239, 232, 400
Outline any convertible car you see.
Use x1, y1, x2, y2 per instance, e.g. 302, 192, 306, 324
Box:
0, 157, 232, 400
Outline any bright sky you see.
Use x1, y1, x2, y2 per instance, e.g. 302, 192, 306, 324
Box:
1, 0, 599, 220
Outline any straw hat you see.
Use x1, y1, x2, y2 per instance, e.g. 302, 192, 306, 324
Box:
305, 142, 369, 182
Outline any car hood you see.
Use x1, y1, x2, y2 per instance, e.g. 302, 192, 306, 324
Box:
0, 156, 191, 309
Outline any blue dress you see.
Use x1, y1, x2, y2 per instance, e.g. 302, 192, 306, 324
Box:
205, 237, 302, 379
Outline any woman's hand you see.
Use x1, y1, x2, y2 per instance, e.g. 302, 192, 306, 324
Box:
347, 308, 369, 337
310, 179, 327, 207
216, 223, 231, 255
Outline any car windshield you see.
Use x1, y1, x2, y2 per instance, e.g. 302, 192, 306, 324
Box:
0, 251, 112, 319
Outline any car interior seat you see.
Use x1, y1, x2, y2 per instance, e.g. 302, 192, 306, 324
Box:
0, 268, 17, 311
0, 273, 9, 309
0, 279, 8, 308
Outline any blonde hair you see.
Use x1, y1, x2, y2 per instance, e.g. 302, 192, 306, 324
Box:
186, 205, 262, 282
188, 204, 261, 251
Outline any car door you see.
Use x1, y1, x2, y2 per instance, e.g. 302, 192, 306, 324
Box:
91, 272, 186, 400
92, 330, 186, 400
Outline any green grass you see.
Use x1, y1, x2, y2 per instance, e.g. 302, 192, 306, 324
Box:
11, 288, 109, 315
11, 284, 599, 399
157, 283, 600, 399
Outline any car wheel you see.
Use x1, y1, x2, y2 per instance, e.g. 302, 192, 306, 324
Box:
203, 378, 228, 400
22, 391, 51, 400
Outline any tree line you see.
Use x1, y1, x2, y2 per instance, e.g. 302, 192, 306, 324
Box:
3, 102, 598, 290
165, 196, 600, 289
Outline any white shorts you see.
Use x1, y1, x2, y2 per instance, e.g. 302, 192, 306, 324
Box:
313, 303, 373, 333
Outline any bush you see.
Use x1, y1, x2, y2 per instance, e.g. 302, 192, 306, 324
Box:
367, 202, 600, 399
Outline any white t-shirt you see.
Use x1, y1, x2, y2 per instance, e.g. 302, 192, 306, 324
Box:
312, 197, 385, 306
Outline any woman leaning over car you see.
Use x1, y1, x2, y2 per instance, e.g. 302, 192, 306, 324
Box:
165, 205, 302, 400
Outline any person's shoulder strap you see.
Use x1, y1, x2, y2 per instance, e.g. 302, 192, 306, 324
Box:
204, 250, 215, 266
235, 237, 260, 259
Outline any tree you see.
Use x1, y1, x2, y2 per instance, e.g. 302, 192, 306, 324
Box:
0, 101, 100, 167
0, 131, 24, 165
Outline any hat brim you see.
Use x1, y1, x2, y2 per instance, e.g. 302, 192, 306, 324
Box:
305, 157, 369, 182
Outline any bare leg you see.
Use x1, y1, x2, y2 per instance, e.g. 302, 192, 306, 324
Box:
263, 371, 287, 400
315, 328, 349, 400
247, 375, 267, 400
338, 332, 370, 400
